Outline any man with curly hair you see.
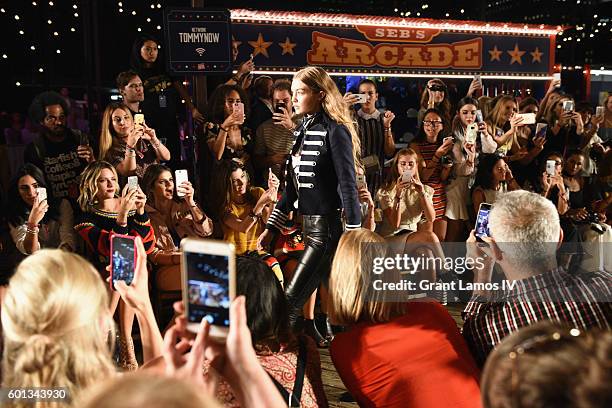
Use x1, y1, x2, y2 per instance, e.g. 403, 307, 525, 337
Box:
24, 91, 95, 205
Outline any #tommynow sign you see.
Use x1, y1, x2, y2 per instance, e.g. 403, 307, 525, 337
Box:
230, 9, 558, 76
164, 8, 232, 74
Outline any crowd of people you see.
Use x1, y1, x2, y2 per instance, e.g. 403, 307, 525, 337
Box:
0, 32, 611, 407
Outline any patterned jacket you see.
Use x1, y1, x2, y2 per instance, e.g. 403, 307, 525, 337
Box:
267, 111, 361, 231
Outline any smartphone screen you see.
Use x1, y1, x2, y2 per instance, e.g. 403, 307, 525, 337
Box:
36, 187, 47, 202
111, 235, 135, 288
475, 110, 484, 123
275, 103, 286, 115
596, 106, 604, 117
475, 203, 492, 239
562, 100, 574, 112
535, 123, 548, 139
134, 113, 145, 125
546, 160, 556, 176
127, 176, 138, 192
185, 251, 230, 327
356, 174, 366, 189
175, 170, 188, 197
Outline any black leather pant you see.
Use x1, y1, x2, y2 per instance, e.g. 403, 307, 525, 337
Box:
285, 214, 343, 327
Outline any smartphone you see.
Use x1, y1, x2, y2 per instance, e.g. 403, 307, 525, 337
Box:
355, 94, 368, 104
552, 72, 561, 86
596, 106, 604, 117
465, 123, 478, 144
79, 133, 89, 146
134, 113, 145, 125
249, 53, 254, 61
110, 234, 136, 289
474, 74, 482, 87
274, 102, 286, 115
546, 160, 556, 176
401, 168, 414, 183
475, 110, 484, 123
562, 100, 574, 112
356, 174, 367, 189
535, 123, 548, 139
175, 169, 189, 197
181, 239, 236, 339
127, 176, 139, 192
474, 203, 492, 240
516, 113, 536, 125
233, 102, 245, 124
36, 187, 47, 202
443, 136, 455, 144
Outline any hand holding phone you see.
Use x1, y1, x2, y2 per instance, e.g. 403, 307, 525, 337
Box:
562, 100, 574, 113
182, 239, 236, 340
516, 113, 536, 125
475, 110, 484, 124
175, 170, 189, 197
465, 123, 478, 144
596, 106, 604, 117
354, 94, 368, 104
401, 168, 414, 183
111, 234, 137, 290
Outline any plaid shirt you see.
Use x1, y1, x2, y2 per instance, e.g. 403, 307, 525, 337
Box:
462, 267, 612, 366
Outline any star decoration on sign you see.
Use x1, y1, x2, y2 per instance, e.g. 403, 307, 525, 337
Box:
507, 44, 526, 65
278, 37, 297, 55
530, 47, 543, 63
248, 33, 273, 58
488, 46, 502, 62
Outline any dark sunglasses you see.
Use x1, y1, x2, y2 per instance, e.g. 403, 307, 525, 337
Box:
428, 85, 447, 92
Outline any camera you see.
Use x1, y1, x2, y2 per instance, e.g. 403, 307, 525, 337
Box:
429, 85, 447, 92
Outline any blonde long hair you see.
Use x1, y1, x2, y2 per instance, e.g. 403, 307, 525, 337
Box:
1, 250, 115, 407
294, 66, 361, 169
329, 229, 407, 325
99, 102, 133, 161
78, 161, 120, 212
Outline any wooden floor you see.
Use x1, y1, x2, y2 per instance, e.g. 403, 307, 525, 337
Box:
319, 303, 465, 407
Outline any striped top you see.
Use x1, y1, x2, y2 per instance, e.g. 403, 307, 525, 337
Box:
357, 111, 386, 194
253, 119, 296, 157
413, 141, 442, 184
462, 267, 612, 366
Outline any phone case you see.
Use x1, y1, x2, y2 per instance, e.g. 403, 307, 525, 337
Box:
127, 176, 138, 191
175, 170, 189, 197
134, 114, 145, 125
36, 188, 47, 202
110, 234, 137, 290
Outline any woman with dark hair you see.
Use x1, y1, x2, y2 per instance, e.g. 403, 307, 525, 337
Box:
410, 108, 453, 241
7, 164, 76, 255
221, 161, 277, 255
130, 34, 203, 164
418, 79, 452, 126
203, 255, 327, 407
99, 102, 170, 179
204, 84, 253, 164
471, 154, 520, 213
142, 164, 212, 291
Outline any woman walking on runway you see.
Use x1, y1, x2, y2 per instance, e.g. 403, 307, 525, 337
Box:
257, 66, 361, 327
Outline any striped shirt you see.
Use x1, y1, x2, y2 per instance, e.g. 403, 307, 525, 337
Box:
357, 110, 386, 195
462, 267, 612, 366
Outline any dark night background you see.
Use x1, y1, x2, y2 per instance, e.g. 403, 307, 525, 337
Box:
1, 0, 611, 114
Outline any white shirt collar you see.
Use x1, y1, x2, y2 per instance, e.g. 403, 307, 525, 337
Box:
357, 109, 381, 120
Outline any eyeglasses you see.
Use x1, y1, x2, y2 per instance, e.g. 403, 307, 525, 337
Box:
423, 120, 443, 127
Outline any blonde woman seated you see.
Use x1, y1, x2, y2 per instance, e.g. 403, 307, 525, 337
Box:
1, 242, 163, 403
142, 164, 213, 291
222, 161, 278, 255
375, 148, 437, 245
328, 229, 482, 408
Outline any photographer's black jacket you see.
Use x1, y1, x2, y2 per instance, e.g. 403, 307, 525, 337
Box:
267, 112, 361, 231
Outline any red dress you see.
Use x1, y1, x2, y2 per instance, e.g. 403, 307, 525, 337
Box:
413, 141, 447, 219
330, 301, 481, 408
